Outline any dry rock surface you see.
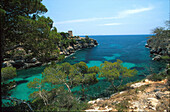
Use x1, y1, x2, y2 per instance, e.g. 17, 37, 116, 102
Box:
85, 79, 169, 112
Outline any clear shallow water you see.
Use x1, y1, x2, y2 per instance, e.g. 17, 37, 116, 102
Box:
5, 35, 166, 101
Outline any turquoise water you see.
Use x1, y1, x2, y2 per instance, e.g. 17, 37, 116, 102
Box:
5, 35, 166, 101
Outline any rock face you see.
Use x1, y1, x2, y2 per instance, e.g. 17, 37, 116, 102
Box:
59, 37, 98, 56
146, 37, 170, 61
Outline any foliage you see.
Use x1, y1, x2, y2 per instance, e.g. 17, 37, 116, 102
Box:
1, 67, 17, 82
146, 72, 167, 81
88, 66, 99, 74
0, 0, 65, 63
1, 0, 47, 52
27, 62, 99, 111
151, 20, 170, 39
1, 81, 16, 97
99, 59, 137, 91
161, 56, 170, 60
115, 99, 129, 112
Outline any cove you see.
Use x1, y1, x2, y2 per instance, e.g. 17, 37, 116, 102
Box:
7, 35, 167, 101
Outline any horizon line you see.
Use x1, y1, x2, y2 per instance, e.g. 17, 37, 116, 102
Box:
76, 34, 154, 36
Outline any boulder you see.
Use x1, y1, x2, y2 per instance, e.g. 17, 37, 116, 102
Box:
94, 40, 98, 45
157, 47, 162, 53
73, 44, 78, 50
60, 52, 64, 55
83, 43, 88, 48
3, 60, 14, 67
63, 49, 70, 55
130, 82, 146, 88
23, 61, 42, 69
150, 49, 156, 54
145, 44, 149, 48
89, 43, 95, 47
152, 55, 161, 61
67, 46, 75, 53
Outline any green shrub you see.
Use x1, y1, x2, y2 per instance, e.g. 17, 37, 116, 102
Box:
161, 55, 170, 60
1, 67, 17, 82
57, 55, 65, 61
115, 99, 129, 112
146, 73, 166, 81
117, 85, 129, 92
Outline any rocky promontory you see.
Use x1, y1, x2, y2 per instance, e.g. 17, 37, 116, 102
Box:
3, 36, 98, 69
59, 37, 98, 56
145, 36, 170, 61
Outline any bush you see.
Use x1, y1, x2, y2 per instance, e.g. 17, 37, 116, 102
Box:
117, 85, 129, 92
115, 99, 129, 112
146, 73, 166, 81
1, 67, 17, 82
161, 55, 170, 60
57, 55, 65, 61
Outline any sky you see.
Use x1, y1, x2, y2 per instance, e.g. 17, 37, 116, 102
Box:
42, 0, 169, 35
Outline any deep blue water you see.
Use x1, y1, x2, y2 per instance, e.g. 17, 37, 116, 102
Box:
64, 35, 165, 73
6, 35, 166, 101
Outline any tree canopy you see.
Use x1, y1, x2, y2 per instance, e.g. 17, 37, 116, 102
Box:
27, 62, 99, 110
99, 59, 137, 91
151, 20, 170, 39
0, 0, 67, 65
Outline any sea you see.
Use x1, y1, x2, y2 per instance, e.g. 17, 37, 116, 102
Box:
5, 35, 167, 101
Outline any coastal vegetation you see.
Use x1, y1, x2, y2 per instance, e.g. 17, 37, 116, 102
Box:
1, 60, 137, 111
87, 64, 170, 111
1, 0, 169, 112
146, 21, 170, 61
1, 67, 17, 82
1, 0, 98, 69
99, 60, 137, 91
1, 67, 17, 97
26, 60, 136, 111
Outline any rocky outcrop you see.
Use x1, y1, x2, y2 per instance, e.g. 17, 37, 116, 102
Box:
85, 79, 169, 112
3, 37, 98, 69
3, 57, 42, 69
59, 37, 98, 56
146, 37, 170, 61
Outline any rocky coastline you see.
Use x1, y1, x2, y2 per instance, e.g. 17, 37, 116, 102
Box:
85, 78, 169, 112
145, 36, 170, 61
85, 36, 170, 111
85, 64, 170, 111
3, 37, 98, 69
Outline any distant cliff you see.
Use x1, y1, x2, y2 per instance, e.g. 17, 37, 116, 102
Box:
59, 37, 98, 56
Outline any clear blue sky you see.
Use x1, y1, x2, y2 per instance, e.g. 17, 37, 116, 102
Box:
42, 0, 169, 35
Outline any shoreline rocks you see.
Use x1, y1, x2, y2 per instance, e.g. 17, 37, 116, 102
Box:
145, 36, 170, 61
2, 37, 98, 69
